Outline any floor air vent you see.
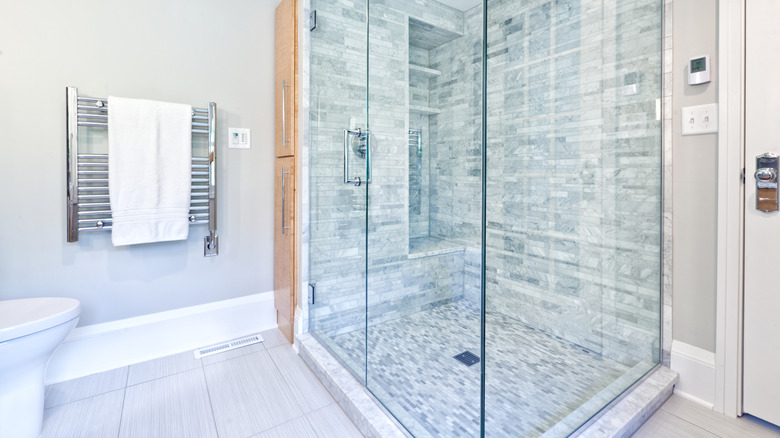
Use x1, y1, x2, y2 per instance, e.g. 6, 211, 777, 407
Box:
193, 334, 264, 359
454, 351, 480, 367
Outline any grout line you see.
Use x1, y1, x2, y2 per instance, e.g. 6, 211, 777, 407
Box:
200, 365, 221, 438
115, 365, 130, 438
45, 388, 124, 410
654, 397, 728, 437
124, 341, 268, 388
658, 399, 776, 438
264, 344, 327, 416
44, 367, 131, 410
264, 346, 286, 379
247, 402, 337, 438
662, 411, 723, 438
125, 363, 203, 388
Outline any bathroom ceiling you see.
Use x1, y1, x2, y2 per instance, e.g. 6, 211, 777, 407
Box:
437, 0, 482, 11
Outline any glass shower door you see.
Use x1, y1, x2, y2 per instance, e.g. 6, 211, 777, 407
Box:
364, 1, 484, 436
483, 0, 663, 435
307, 0, 370, 383
308, 0, 663, 436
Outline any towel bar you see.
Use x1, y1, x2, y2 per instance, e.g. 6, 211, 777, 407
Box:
65, 86, 219, 256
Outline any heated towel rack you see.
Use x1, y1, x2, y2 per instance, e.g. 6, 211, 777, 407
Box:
65, 86, 219, 256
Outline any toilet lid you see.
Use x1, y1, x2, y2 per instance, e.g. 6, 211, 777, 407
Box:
0, 298, 80, 343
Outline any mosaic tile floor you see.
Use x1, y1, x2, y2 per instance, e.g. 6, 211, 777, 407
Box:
323, 301, 649, 437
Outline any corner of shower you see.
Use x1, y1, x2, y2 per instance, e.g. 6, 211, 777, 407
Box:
304, 0, 667, 436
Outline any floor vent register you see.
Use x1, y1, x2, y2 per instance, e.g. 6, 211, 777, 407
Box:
194, 334, 264, 359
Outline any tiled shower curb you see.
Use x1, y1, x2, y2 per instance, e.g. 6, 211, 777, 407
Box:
297, 333, 410, 438
298, 332, 678, 437
573, 366, 678, 437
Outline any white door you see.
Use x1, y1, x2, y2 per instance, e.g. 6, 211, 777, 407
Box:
744, 0, 780, 426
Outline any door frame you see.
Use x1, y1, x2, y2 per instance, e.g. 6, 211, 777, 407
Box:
715, 0, 744, 418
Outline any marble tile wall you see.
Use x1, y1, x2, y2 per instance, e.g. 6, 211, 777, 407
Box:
408, 44, 432, 239
308, 0, 664, 367
661, 0, 673, 368
428, 6, 484, 248
427, 0, 663, 365
308, 0, 470, 339
307, 0, 369, 342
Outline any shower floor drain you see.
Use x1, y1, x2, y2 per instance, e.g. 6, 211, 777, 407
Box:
454, 351, 480, 367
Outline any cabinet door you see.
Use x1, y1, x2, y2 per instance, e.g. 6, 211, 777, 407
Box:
275, 0, 296, 158
274, 157, 295, 343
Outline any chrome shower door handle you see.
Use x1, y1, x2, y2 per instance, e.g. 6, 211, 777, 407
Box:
343, 128, 370, 185
281, 166, 290, 234
282, 79, 291, 149
343, 129, 352, 185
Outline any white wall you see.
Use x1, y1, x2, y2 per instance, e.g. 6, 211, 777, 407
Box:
0, 0, 277, 325
672, 0, 719, 353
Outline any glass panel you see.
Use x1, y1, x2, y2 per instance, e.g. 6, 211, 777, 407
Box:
307, 0, 662, 435
365, 1, 484, 436
307, 0, 369, 383
484, 0, 662, 435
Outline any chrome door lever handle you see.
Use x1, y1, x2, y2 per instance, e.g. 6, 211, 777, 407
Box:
756, 153, 779, 212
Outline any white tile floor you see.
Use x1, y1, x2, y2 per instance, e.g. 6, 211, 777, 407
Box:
634, 395, 780, 438
43, 328, 780, 438
42, 328, 363, 438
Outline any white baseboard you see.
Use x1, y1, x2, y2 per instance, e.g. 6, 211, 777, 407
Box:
45, 291, 276, 384
670, 340, 716, 409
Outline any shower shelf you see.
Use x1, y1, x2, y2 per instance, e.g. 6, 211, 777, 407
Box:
409, 64, 441, 79
408, 236, 465, 259
409, 105, 440, 115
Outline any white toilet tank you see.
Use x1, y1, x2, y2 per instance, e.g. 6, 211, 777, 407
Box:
0, 298, 80, 343
0, 297, 80, 438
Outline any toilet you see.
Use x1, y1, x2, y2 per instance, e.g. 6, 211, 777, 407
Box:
0, 298, 80, 438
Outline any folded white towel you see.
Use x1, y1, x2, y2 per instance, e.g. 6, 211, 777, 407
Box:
108, 96, 193, 246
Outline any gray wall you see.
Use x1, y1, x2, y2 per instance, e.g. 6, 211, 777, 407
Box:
0, 0, 278, 325
671, 0, 718, 353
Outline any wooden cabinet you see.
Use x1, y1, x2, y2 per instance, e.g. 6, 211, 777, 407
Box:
274, 0, 298, 344
275, 0, 297, 158
274, 157, 296, 343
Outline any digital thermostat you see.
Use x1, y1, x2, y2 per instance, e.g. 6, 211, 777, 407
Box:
688, 55, 710, 85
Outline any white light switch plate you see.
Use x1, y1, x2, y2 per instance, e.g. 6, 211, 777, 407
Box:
681, 103, 718, 136
228, 128, 251, 149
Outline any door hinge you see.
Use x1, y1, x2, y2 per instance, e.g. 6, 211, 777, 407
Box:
741, 168, 746, 184
308, 283, 315, 305
308, 10, 317, 31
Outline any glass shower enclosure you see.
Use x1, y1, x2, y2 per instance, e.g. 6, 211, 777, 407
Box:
307, 0, 662, 436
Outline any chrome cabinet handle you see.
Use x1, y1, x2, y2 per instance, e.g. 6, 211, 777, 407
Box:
281, 166, 290, 234
282, 80, 291, 149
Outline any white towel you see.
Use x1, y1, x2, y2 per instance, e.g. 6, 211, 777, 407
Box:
108, 96, 192, 246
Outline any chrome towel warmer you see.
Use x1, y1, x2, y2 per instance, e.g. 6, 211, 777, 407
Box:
65, 86, 219, 256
